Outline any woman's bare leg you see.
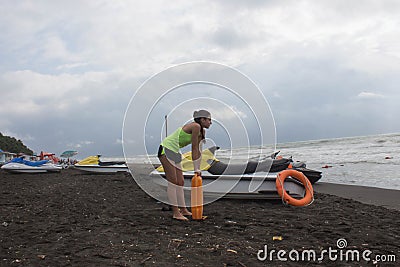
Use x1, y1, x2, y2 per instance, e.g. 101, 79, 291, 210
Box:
159, 155, 188, 221
175, 167, 192, 216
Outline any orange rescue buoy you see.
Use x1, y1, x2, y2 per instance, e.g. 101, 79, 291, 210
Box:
191, 173, 203, 220
276, 170, 314, 206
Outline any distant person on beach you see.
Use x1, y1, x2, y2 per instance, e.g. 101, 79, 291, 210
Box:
158, 110, 212, 221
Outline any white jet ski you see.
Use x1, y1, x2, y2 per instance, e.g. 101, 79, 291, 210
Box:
1, 157, 62, 173
74, 155, 129, 173
150, 146, 321, 200
150, 169, 306, 200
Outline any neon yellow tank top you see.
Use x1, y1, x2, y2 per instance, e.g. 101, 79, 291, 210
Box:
161, 127, 192, 153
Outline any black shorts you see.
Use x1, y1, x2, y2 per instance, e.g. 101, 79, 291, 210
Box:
157, 145, 182, 164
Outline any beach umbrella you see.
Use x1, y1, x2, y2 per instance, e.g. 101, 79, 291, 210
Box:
60, 150, 78, 158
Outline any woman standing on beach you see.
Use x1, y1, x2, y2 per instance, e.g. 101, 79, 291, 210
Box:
158, 110, 212, 221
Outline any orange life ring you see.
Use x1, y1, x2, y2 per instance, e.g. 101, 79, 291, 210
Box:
276, 170, 314, 206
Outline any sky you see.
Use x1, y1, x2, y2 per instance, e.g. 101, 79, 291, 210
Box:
1, 0, 400, 158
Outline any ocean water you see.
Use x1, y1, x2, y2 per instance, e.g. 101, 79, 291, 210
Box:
119, 133, 400, 191
276, 133, 400, 190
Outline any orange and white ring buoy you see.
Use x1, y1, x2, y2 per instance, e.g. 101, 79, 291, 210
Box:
276, 170, 314, 206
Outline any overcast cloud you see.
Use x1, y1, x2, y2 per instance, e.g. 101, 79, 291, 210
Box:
1, 0, 399, 157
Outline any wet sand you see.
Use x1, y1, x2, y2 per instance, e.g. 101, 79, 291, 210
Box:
1, 165, 399, 266
313, 182, 400, 211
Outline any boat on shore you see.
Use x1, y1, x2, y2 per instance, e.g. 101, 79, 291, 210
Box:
150, 146, 321, 200
73, 155, 129, 173
1, 157, 62, 173
151, 169, 307, 200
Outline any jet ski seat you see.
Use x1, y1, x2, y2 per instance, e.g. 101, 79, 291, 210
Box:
208, 157, 291, 175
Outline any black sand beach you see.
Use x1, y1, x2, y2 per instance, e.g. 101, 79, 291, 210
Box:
1, 165, 399, 266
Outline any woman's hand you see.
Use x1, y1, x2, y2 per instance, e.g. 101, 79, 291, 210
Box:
195, 169, 201, 176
